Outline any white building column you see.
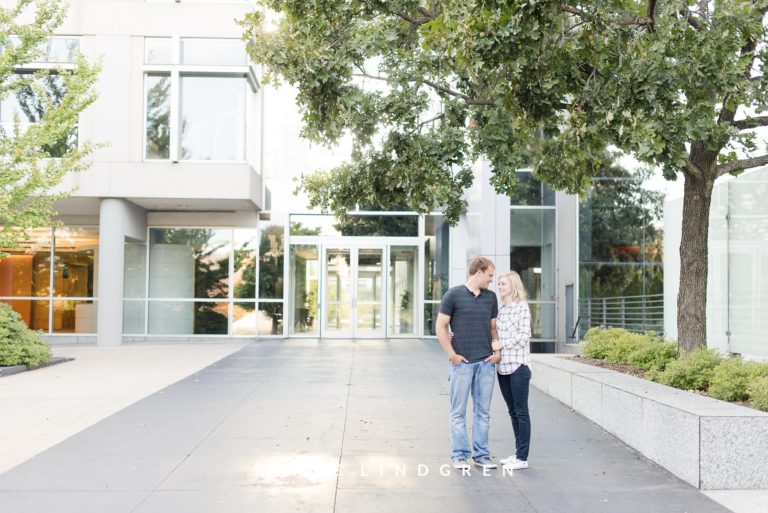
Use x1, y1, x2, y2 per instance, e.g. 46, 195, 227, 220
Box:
97, 198, 126, 346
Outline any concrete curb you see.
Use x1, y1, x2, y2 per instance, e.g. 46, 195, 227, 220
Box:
530, 354, 768, 490
0, 357, 75, 378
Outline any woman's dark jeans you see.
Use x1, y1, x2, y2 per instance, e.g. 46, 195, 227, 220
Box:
497, 364, 531, 461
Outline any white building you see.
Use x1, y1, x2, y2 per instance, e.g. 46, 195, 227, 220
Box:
2, 0, 669, 352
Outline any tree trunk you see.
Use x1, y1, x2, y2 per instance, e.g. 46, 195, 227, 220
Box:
677, 169, 715, 353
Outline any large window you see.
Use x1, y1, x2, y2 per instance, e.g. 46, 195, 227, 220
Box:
424, 215, 450, 336
124, 220, 285, 336
143, 37, 251, 162
578, 171, 664, 338
510, 171, 556, 350
0, 226, 98, 333
0, 37, 81, 157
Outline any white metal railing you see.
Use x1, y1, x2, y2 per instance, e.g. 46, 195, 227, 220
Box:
577, 294, 664, 337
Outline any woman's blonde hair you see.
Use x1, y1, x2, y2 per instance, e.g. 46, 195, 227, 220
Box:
499, 271, 528, 304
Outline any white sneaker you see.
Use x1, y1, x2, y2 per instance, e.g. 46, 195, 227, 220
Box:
499, 455, 517, 466
503, 459, 529, 470
452, 458, 470, 470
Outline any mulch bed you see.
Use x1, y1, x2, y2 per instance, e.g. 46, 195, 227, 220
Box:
563, 355, 648, 378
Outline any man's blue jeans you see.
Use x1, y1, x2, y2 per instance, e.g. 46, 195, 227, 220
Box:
448, 360, 495, 461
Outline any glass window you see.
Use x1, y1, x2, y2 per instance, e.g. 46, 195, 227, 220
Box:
145, 74, 171, 159
232, 301, 257, 335
290, 245, 319, 335
423, 302, 441, 337
258, 302, 283, 335
510, 209, 555, 301
123, 300, 145, 334
53, 299, 96, 333
424, 215, 449, 301
258, 220, 284, 299
333, 215, 419, 236
180, 75, 246, 160
0, 73, 77, 157
290, 215, 333, 236
4, 36, 79, 63
233, 229, 257, 299
0, 227, 53, 298
180, 38, 247, 66
124, 243, 147, 299
148, 228, 231, 299
53, 227, 97, 298
148, 301, 228, 335
1, 299, 49, 331
145, 38, 173, 64
509, 171, 555, 206
389, 246, 417, 336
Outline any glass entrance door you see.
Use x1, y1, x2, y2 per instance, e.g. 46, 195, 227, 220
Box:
322, 246, 385, 338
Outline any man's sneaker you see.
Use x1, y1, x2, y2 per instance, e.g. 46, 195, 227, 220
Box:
452, 458, 470, 470
503, 458, 529, 470
473, 456, 497, 469
499, 455, 517, 466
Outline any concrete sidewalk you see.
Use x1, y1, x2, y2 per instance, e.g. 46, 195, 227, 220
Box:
0, 340, 738, 512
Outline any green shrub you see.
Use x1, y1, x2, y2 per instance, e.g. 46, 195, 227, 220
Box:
748, 376, 768, 411
582, 326, 619, 359
627, 336, 678, 372
650, 347, 722, 390
709, 358, 768, 402
0, 302, 52, 367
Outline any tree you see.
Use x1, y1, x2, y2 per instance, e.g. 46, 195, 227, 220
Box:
243, 1, 768, 352
1, 0, 100, 252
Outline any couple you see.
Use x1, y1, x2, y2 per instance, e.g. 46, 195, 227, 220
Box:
436, 256, 532, 472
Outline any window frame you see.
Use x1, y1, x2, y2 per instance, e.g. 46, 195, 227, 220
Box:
141, 36, 254, 164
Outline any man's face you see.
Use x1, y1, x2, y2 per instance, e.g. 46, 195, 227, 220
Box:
479, 266, 495, 289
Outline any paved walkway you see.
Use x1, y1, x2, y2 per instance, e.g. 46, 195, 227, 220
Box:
0, 340, 736, 512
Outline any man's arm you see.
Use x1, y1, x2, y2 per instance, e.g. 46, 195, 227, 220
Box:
485, 318, 501, 363
436, 313, 467, 364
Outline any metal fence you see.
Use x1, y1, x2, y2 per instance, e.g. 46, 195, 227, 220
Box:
576, 294, 664, 338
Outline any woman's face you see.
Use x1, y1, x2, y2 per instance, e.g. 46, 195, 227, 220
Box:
498, 276, 512, 297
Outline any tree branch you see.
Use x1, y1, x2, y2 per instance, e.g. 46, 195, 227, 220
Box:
684, 158, 704, 180
678, 8, 703, 30
422, 79, 497, 106
733, 116, 768, 130
716, 154, 768, 177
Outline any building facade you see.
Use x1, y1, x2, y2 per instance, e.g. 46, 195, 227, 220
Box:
1, 0, 664, 352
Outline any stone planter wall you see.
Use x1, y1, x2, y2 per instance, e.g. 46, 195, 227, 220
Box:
530, 355, 768, 490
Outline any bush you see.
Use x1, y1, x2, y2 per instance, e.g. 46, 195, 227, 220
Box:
627, 336, 678, 372
0, 303, 52, 367
649, 347, 722, 391
748, 376, 768, 412
709, 358, 768, 402
582, 326, 620, 360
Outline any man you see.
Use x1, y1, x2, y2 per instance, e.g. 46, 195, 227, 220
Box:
436, 256, 501, 471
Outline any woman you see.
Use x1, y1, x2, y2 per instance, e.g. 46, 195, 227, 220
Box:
493, 271, 532, 470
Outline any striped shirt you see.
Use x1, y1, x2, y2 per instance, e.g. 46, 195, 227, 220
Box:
496, 301, 531, 375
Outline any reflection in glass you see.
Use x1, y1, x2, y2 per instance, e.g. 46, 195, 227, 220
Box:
356, 304, 381, 331
325, 248, 352, 333
425, 215, 449, 300
423, 302, 441, 337
0, 227, 53, 298
123, 300, 145, 334
232, 301, 257, 335
148, 301, 228, 335
53, 227, 97, 297
258, 302, 283, 335
0, 73, 76, 157
259, 222, 284, 299
529, 302, 556, 339
3, 299, 49, 332
53, 299, 96, 333
510, 209, 555, 301
389, 246, 417, 335
509, 171, 555, 206
180, 75, 245, 161
149, 228, 231, 299
290, 245, 319, 334
180, 38, 247, 66
356, 248, 383, 333
333, 215, 418, 237
233, 230, 257, 299
145, 74, 171, 159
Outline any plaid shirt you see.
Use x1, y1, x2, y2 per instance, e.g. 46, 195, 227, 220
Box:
496, 301, 531, 375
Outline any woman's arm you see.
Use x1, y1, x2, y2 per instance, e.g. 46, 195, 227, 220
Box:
508, 303, 532, 350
